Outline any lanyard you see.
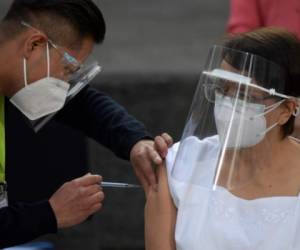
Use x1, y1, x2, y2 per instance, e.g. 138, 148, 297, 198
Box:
0, 96, 5, 183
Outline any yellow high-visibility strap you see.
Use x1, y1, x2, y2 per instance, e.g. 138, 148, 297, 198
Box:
0, 96, 5, 183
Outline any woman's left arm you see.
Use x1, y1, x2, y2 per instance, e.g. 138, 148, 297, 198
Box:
144, 164, 177, 250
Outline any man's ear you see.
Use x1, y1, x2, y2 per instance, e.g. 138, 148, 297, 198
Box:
279, 100, 297, 125
23, 32, 48, 60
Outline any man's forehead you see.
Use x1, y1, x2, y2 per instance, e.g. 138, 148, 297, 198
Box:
67, 36, 95, 64
72, 37, 95, 62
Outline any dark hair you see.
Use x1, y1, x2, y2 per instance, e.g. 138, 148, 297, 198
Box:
223, 27, 300, 137
2, 0, 106, 46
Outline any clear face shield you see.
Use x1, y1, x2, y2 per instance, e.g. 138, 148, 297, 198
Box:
30, 61, 101, 132
171, 45, 300, 249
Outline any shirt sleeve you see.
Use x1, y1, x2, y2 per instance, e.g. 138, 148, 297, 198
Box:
165, 136, 220, 208
0, 200, 57, 248
226, 0, 263, 34
55, 86, 153, 160
165, 142, 181, 208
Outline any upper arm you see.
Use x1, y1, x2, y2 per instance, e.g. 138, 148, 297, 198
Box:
56, 86, 151, 160
144, 164, 176, 250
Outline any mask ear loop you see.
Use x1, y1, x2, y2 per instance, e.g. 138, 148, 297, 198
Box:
293, 106, 300, 117
46, 42, 50, 78
23, 42, 50, 86
23, 58, 28, 87
252, 99, 286, 119
257, 122, 279, 138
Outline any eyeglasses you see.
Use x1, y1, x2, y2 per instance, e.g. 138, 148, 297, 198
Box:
203, 82, 281, 105
20, 21, 82, 76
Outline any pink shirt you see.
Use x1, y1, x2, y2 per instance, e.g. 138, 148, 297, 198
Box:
227, 0, 300, 39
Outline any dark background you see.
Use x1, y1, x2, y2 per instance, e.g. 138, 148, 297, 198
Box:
0, 0, 229, 249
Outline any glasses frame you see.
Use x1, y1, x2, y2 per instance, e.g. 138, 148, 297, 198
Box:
203, 82, 283, 105
20, 20, 82, 75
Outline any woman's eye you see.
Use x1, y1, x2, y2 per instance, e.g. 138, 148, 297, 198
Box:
215, 87, 223, 94
239, 93, 246, 99
247, 96, 263, 103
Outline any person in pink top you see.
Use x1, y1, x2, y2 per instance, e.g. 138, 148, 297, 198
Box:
227, 0, 300, 39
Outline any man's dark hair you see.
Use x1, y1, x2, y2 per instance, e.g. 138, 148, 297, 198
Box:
1, 0, 106, 46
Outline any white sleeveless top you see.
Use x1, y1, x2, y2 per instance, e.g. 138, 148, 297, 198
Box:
166, 136, 300, 250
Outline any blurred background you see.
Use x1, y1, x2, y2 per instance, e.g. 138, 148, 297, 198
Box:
0, 0, 229, 249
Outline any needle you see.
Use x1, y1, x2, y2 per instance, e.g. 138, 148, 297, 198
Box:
100, 181, 141, 189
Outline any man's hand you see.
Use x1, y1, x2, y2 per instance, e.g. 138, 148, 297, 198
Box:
49, 173, 104, 229
130, 133, 173, 190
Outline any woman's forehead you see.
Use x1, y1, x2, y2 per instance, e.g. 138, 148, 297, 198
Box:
220, 60, 241, 73
218, 61, 265, 96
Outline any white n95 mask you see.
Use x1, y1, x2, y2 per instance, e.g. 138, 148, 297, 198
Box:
10, 43, 70, 121
214, 92, 284, 148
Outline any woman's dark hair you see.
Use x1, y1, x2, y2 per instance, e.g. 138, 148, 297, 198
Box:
1, 0, 106, 46
223, 27, 300, 137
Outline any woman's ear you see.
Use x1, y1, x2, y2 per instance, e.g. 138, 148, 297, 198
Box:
278, 100, 297, 125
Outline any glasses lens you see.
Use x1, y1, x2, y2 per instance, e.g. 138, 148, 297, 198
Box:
203, 84, 221, 103
61, 53, 81, 75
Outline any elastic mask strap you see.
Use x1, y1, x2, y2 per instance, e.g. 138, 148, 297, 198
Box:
46, 42, 50, 78
254, 99, 285, 118
22, 43, 50, 87
257, 122, 279, 137
23, 58, 28, 86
